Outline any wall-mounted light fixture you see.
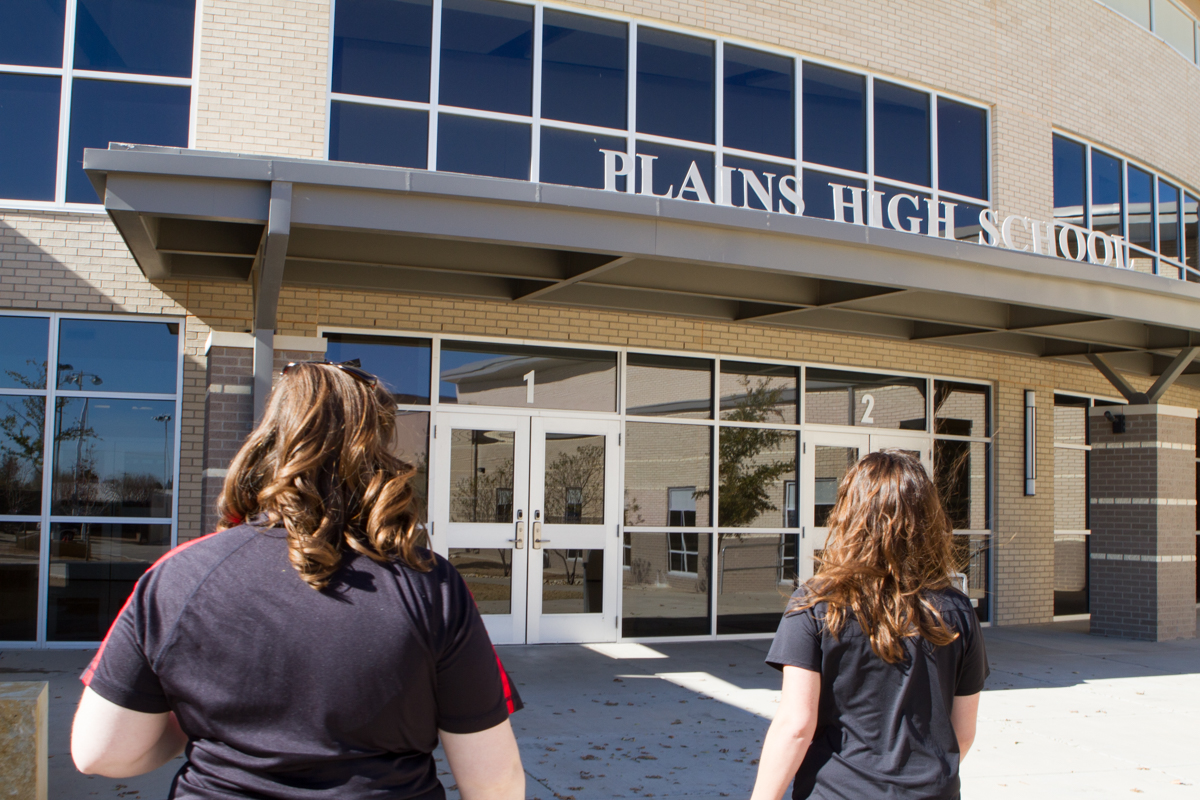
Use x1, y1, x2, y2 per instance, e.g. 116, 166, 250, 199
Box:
1024, 390, 1036, 496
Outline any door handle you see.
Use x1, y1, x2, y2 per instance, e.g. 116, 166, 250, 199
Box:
532, 521, 546, 549
509, 520, 525, 549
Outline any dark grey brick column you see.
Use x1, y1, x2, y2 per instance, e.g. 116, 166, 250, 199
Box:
202, 335, 255, 535
1088, 405, 1198, 641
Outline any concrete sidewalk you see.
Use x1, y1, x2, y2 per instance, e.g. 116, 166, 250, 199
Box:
2, 619, 1196, 799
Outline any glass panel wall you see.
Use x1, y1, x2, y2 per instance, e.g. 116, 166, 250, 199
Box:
2, 0, 195, 206
0, 313, 181, 644
1052, 393, 1101, 617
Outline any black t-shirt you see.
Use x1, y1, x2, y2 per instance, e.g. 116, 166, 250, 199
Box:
82, 525, 522, 800
766, 587, 988, 800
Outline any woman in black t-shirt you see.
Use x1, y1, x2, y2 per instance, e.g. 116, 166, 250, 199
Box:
751, 450, 988, 800
71, 360, 525, 800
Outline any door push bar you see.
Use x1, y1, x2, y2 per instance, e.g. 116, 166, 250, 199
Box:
509, 509, 525, 549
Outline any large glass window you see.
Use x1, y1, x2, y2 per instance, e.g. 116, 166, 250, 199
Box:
329, 103, 428, 170
802, 64, 865, 173
439, 0, 533, 116
1053, 393, 1097, 617
636, 28, 714, 145
1, 0, 195, 206
805, 368, 927, 430
439, 341, 617, 411
541, 11, 626, 130
1053, 135, 1086, 232
332, 0, 432, 103
873, 80, 930, 187
437, 115, 530, 180
0, 313, 181, 644
937, 98, 987, 201
723, 45, 793, 158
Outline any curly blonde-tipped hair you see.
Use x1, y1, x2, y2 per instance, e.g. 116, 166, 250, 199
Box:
217, 362, 428, 590
790, 450, 959, 664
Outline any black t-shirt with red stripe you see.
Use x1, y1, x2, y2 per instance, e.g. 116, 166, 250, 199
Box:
83, 524, 521, 800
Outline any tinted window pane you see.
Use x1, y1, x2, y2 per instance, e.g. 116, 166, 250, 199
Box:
57, 318, 178, 394
715, 532, 799, 634
937, 98, 986, 200
0, 522, 40, 641
540, 128, 626, 190
449, 548, 510, 614
805, 368, 927, 430
1052, 135, 1085, 229
634, 142, 712, 202
952, 201, 987, 242
723, 45, 793, 158
439, 0, 532, 115
716, 429, 798, 528
1156, 0, 1195, 58
1159, 180, 1180, 259
1105, 0, 1150, 27
449, 427, 514, 523
802, 64, 865, 173
802, 171, 864, 221
329, 102, 427, 169
877, 184, 929, 235
332, 0, 431, 102
324, 333, 431, 403
1184, 194, 1198, 277
623, 530, 711, 637
953, 533, 989, 622
0, 395, 45, 515
541, 10, 626, 129
66, 80, 189, 203
624, 422, 711, 526
1091, 150, 1122, 236
874, 80, 929, 187
52, 399, 176, 517
626, 353, 712, 418
393, 411, 429, 523
74, 0, 195, 78
436, 115, 529, 180
0, 74, 61, 202
47, 522, 170, 641
936, 440, 988, 530
1, 0, 65, 67
719, 361, 797, 424
542, 548, 604, 612
0, 316, 49, 389
724, 154, 797, 214
1128, 165, 1154, 251
934, 380, 990, 436
440, 341, 616, 411
636, 28, 713, 144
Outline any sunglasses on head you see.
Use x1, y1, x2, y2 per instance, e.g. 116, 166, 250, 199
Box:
281, 358, 379, 387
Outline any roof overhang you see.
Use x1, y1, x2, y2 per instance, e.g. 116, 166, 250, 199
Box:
84, 145, 1200, 386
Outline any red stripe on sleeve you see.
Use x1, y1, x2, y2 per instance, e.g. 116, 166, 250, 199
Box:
493, 647, 517, 715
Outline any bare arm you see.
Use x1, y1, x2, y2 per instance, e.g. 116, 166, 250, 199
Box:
750, 666, 821, 800
950, 692, 980, 761
71, 687, 187, 778
440, 718, 524, 800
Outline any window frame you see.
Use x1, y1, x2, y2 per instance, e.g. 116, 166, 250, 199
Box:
0, 0, 202, 210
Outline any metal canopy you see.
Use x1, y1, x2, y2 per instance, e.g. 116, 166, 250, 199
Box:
84, 145, 1200, 387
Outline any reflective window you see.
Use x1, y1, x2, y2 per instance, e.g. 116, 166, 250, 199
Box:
814, 445, 858, 527
57, 318, 179, 394
634, 142, 713, 201
392, 411, 429, 523
0, 395, 45, 515
541, 10, 626, 130
74, 0, 195, 78
935, 440, 988, 530
715, 532, 799, 634
715, 428, 798, 528
0, 316, 49, 389
0, 522, 40, 641
440, 341, 616, 411
1159, 180, 1180, 259
448, 428, 515, 523
624, 423, 711, 527
724, 155, 797, 214
720, 361, 797, 424
622, 530, 710, 636
329, 103, 427, 169
723, 45, 793, 158
1104, 0, 1150, 27
952, 533, 989, 622
625, 353, 712, 418
936, 98, 986, 200
802, 63, 865, 173
2, 0, 66, 67
1127, 165, 1155, 267
802, 171, 864, 221
66, 79, 189, 203
47, 522, 170, 640
1052, 135, 1085, 230
1091, 149, 1123, 236
1155, 0, 1195, 58
543, 549, 604, 613
805, 368, 927, 430
437, 115, 530, 180
934, 380, 990, 437
952, 201, 988, 242
449, 548, 511, 614
544, 433, 605, 524
1185, 193, 1198, 278
332, 0, 432, 103
636, 28, 714, 144
540, 129, 626, 190
873, 80, 929, 187
878, 185, 929, 235
0, 74, 60, 202
324, 333, 432, 403
439, 0, 533, 116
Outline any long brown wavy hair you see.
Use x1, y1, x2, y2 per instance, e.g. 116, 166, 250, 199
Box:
791, 450, 959, 663
217, 362, 428, 589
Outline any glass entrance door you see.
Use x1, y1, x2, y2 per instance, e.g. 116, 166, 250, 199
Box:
431, 412, 619, 644
801, 432, 931, 582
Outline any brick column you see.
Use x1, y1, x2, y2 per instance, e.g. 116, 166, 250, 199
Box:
202, 333, 255, 535
1088, 404, 1198, 641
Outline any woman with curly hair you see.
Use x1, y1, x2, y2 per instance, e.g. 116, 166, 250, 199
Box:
71, 360, 524, 800
751, 450, 988, 800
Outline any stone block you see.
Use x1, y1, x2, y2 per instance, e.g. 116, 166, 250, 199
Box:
0, 682, 48, 800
